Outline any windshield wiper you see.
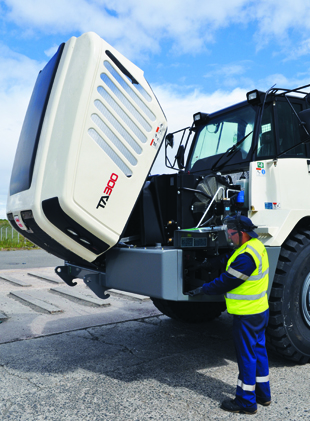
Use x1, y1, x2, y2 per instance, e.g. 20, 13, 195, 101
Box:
211, 130, 253, 172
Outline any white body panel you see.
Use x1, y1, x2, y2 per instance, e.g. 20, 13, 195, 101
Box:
7, 32, 167, 262
249, 158, 310, 246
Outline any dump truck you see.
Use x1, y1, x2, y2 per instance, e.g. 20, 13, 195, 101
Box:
7, 32, 310, 363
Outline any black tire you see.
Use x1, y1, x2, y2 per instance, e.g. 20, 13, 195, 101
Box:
267, 228, 310, 363
151, 298, 226, 323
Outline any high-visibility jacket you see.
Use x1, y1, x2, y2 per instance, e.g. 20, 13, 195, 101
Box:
225, 238, 269, 315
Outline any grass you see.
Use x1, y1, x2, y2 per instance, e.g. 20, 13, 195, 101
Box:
0, 219, 38, 250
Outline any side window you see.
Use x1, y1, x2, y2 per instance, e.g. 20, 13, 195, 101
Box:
257, 102, 276, 158
276, 101, 305, 156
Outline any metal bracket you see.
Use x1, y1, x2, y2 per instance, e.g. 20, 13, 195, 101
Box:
83, 273, 110, 300
55, 266, 78, 286
55, 264, 110, 299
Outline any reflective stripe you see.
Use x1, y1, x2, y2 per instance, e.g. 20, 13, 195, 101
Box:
229, 267, 269, 282
246, 244, 264, 280
250, 268, 269, 281
237, 379, 255, 392
256, 375, 269, 383
227, 266, 249, 281
225, 290, 267, 301
246, 245, 262, 263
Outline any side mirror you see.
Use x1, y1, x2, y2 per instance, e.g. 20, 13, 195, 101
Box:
299, 109, 310, 135
175, 145, 185, 169
165, 133, 174, 148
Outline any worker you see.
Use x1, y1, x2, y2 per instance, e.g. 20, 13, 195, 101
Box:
186, 215, 271, 415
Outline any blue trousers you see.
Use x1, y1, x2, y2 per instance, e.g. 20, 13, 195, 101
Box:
232, 309, 271, 410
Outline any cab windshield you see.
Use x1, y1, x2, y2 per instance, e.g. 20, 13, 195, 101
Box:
188, 104, 256, 171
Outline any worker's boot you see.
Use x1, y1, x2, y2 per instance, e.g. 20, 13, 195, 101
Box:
220, 399, 257, 414
256, 396, 271, 406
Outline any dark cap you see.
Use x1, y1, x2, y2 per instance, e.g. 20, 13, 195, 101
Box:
225, 215, 258, 238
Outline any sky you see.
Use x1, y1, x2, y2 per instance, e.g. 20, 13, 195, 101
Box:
2, 0, 310, 218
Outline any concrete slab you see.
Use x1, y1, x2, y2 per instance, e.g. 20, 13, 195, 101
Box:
27, 271, 62, 284
108, 289, 150, 301
0, 274, 32, 287
0, 267, 161, 344
50, 287, 111, 306
0, 311, 7, 320
9, 291, 64, 314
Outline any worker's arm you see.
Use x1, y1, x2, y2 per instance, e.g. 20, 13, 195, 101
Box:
186, 252, 256, 296
202, 252, 256, 295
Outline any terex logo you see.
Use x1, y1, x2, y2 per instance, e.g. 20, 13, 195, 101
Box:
96, 173, 118, 209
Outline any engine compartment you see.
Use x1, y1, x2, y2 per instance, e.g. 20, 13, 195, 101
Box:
121, 170, 250, 292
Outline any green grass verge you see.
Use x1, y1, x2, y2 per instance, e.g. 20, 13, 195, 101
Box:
0, 219, 10, 227
0, 219, 38, 250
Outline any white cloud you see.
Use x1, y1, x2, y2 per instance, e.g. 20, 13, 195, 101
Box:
44, 45, 58, 58
203, 61, 255, 89
250, 0, 310, 38
0, 0, 266, 60
205, 64, 246, 79
284, 38, 310, 61
257, 73, 310, 91
155, 84, 247, 130
0, 43, 44, 89
3, 0, 310, 60
246, 0, 310, 58
0, 45, 43, 218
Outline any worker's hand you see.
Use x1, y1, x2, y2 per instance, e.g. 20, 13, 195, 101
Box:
185, 287, 203, 296
198, 258, 212, 271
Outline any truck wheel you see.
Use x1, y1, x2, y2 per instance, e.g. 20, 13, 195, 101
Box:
267, 228, 310, 363
151, 298, 226, 323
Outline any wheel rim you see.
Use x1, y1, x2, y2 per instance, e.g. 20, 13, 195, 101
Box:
301, 273, 310, 327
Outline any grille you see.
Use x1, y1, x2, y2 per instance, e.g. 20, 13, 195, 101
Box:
88, 128, 133, 177
94, 99, 142, 154
103, 61, 155, 121
89, 53, 157, 177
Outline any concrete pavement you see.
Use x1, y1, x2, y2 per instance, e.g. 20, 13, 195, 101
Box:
0, 252, 309, 420
0, 267, 158, 344
1, 311, 309, 420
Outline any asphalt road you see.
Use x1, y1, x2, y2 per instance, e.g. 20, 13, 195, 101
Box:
0, 251, 309, 420
1, 312, 309, 420
0, 249, 63, 270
